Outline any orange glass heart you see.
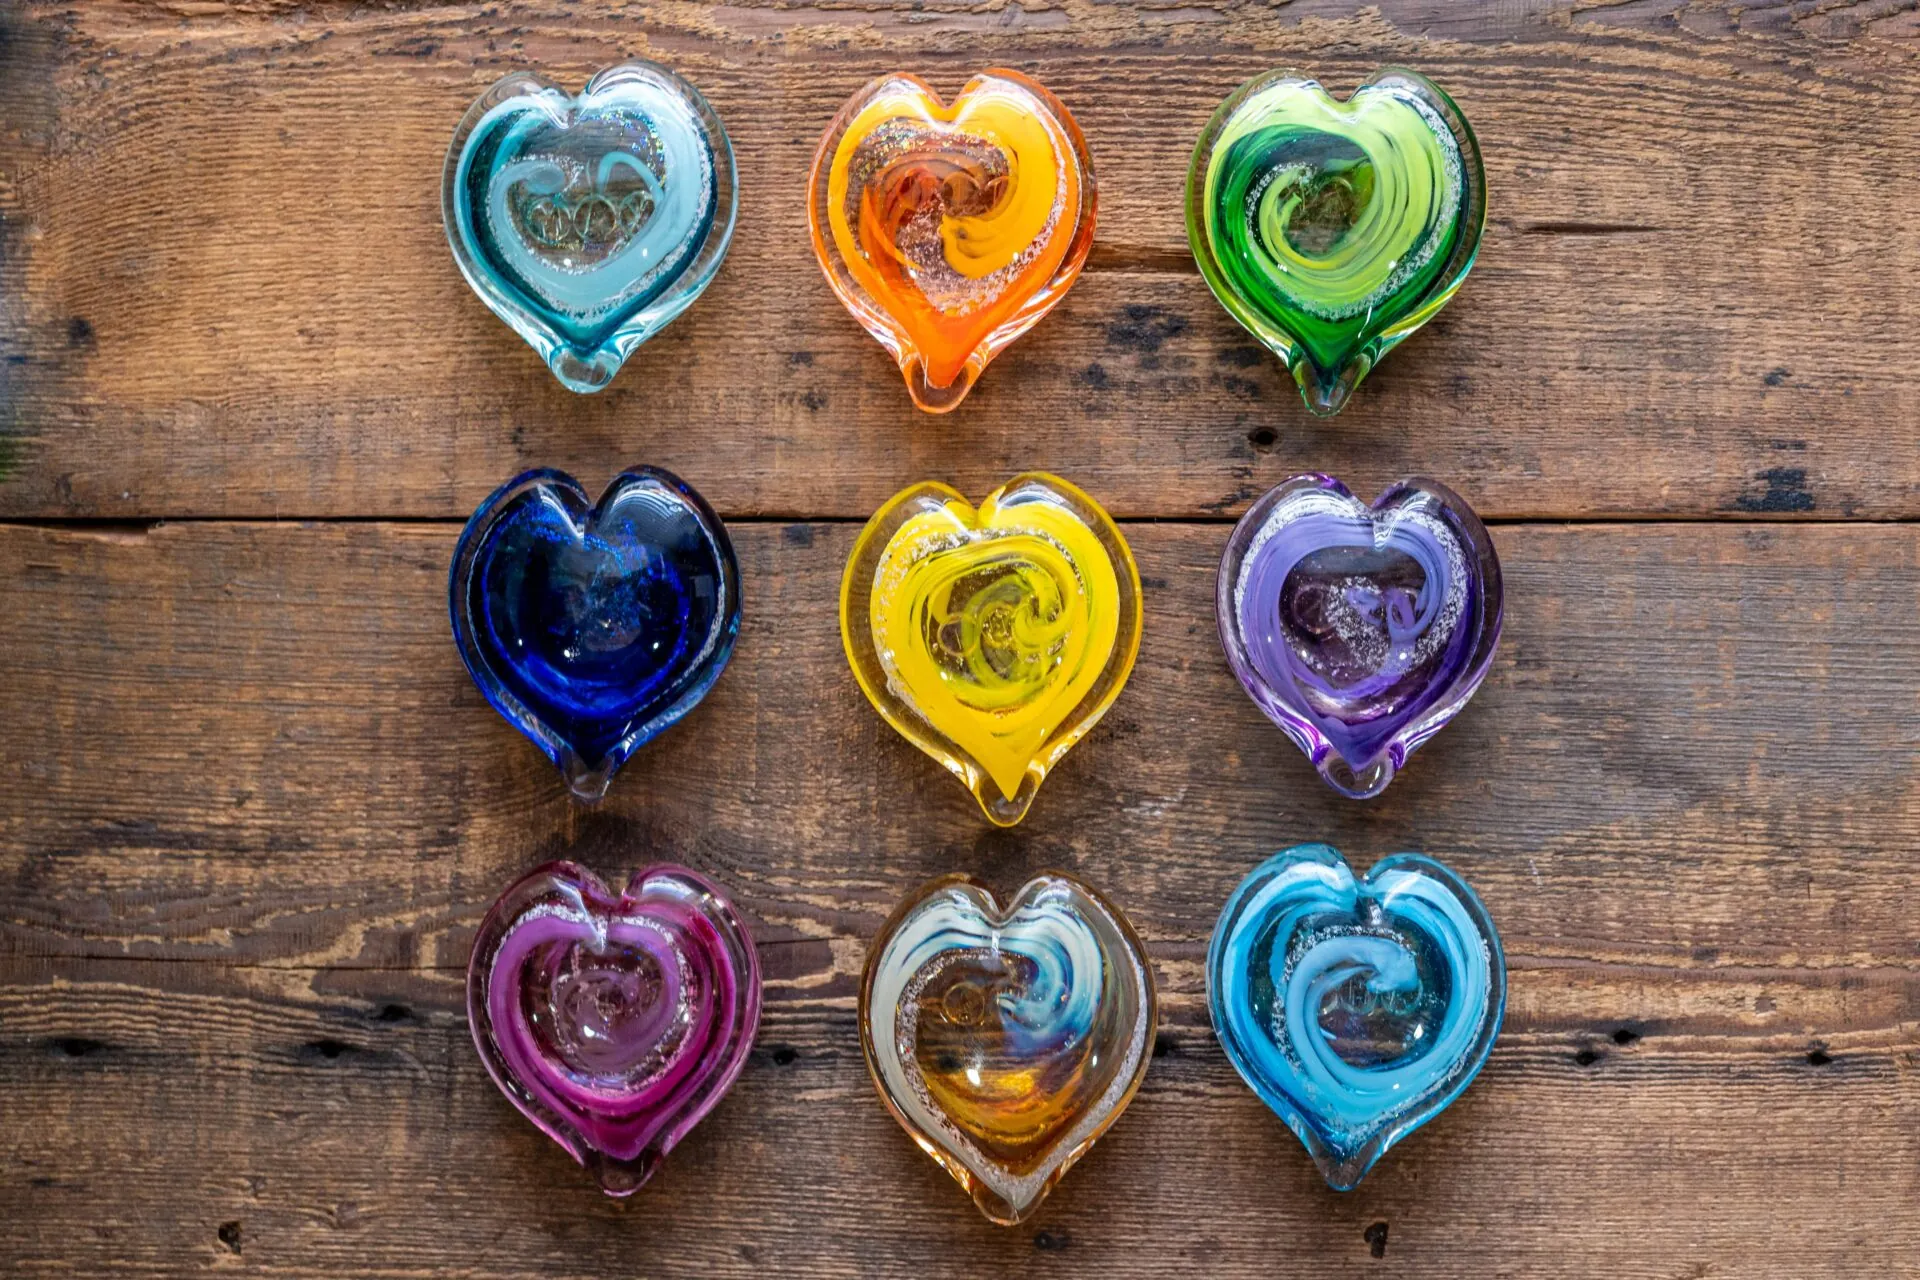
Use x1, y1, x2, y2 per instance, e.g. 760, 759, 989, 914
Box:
808, 70, 1097, 412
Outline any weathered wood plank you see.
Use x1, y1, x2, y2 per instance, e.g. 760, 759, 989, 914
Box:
3, 952, 1916, 1278
2, 3, 1917, 518
2, 523, 1918, 1276
5, 519, 1918, 965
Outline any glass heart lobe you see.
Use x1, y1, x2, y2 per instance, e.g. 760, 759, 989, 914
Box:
444, 61, 737, 392
450, 467, 741, 802
862, 872, 1156, 1224
1217, 474, 1501, 798
468, 860, 761, 1195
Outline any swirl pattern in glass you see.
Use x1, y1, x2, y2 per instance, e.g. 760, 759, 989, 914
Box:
468, 861, 760, 1195
841, 473, 1141, 826
1187, 68, 1484, 415
808, 70, 1096, 411
862, 873, 1155, 1224
450, 467, 740, 801
445, 61, 736, 392
1208, 844, 1504, 1190
1218, 474, 1501, 798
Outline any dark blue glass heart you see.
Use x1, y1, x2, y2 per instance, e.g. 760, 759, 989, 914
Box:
450, 467, 740, 800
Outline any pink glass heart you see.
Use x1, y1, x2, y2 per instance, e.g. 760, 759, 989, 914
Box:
467, 861, 760, 1194
1217, 475, 1502, 798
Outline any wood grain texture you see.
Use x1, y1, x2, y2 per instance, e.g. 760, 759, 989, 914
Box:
3, 519, 1918, 1277
5, 0, 1920, 1274
2, 1, 1919, 519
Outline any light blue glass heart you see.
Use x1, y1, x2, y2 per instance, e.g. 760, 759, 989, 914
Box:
1208, 843, 1504, 1189
442, 62, 737, 392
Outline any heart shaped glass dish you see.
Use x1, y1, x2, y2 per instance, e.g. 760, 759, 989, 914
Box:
808, 70, 1096, 412
468, 860, 761, 1195
450, 467, 741, 801
1217, 474, 1501, 798
444, 61, 737, 392
1208, 844, 1504, 1189
1187, 68, 1484, 416
861, 872, 1155, 1223
840, 473, 1142, 826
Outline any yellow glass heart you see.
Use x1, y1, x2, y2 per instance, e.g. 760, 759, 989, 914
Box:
841, 474, 1142, 826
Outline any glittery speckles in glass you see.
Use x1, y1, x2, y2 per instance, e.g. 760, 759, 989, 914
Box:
1208, 844, 1504, 1190
862, 873, 1156, 1224
468, 861, 761, 1195
841, 474, 1142, 826
1187, 68, 1484, 415
444, 61, 736, 392
808, 70, 1096, 412
450, 467, 740, 801
1217, 475, 1501, 798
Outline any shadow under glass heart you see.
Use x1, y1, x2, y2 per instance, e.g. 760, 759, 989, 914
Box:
450, 467, 740, 800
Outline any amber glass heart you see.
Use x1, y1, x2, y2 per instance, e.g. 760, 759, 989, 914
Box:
808, 70, 1096, 411
840, 474, 1142, 826
862, 873, 1156, 1224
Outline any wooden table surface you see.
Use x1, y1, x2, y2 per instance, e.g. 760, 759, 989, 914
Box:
4, 2, 1918, 1276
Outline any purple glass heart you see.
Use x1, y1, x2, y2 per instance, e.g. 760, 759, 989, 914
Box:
467, 861, 760, 1195
1217, 475, 1502, 798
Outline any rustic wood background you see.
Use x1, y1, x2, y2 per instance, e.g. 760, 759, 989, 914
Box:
4, 1, 1919, 1276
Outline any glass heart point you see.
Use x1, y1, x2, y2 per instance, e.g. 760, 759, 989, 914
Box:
468, 861, 761, 1195
444, 62, 737, 392
1208, 844, 1505, 1189
1217, 475, 1501, 797
809, 71, 1096, 412
862, 873, 1156, 1224
450, 467, 741, 801
1187, 68, 1484, 415
841, 474, 1142, 826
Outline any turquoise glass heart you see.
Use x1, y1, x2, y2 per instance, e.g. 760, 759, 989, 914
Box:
1208, 844, 1504, 1189
449, 467, 741, 801
1187, 69, 1485, 416
443, 62, 737, 392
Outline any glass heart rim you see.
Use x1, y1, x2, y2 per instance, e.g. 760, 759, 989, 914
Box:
1206, 843, 1505, 1190
806, 68, 1098, 413
449, 465, 741, 802
466, 859, 762, 1196
442, 60, 738, 393
859, 871, 1157, 1224
839, 472, 1143, 827
1185, 66, 1486, 416
1216, 472, 1502, 799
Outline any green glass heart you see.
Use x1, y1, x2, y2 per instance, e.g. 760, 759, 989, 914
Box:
1187, 69, 1485, 416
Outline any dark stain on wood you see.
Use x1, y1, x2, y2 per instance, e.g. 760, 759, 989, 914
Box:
1733, 467, 1817, 513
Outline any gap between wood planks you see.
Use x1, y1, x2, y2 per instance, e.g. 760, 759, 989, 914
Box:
12, 950, 1920, 978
